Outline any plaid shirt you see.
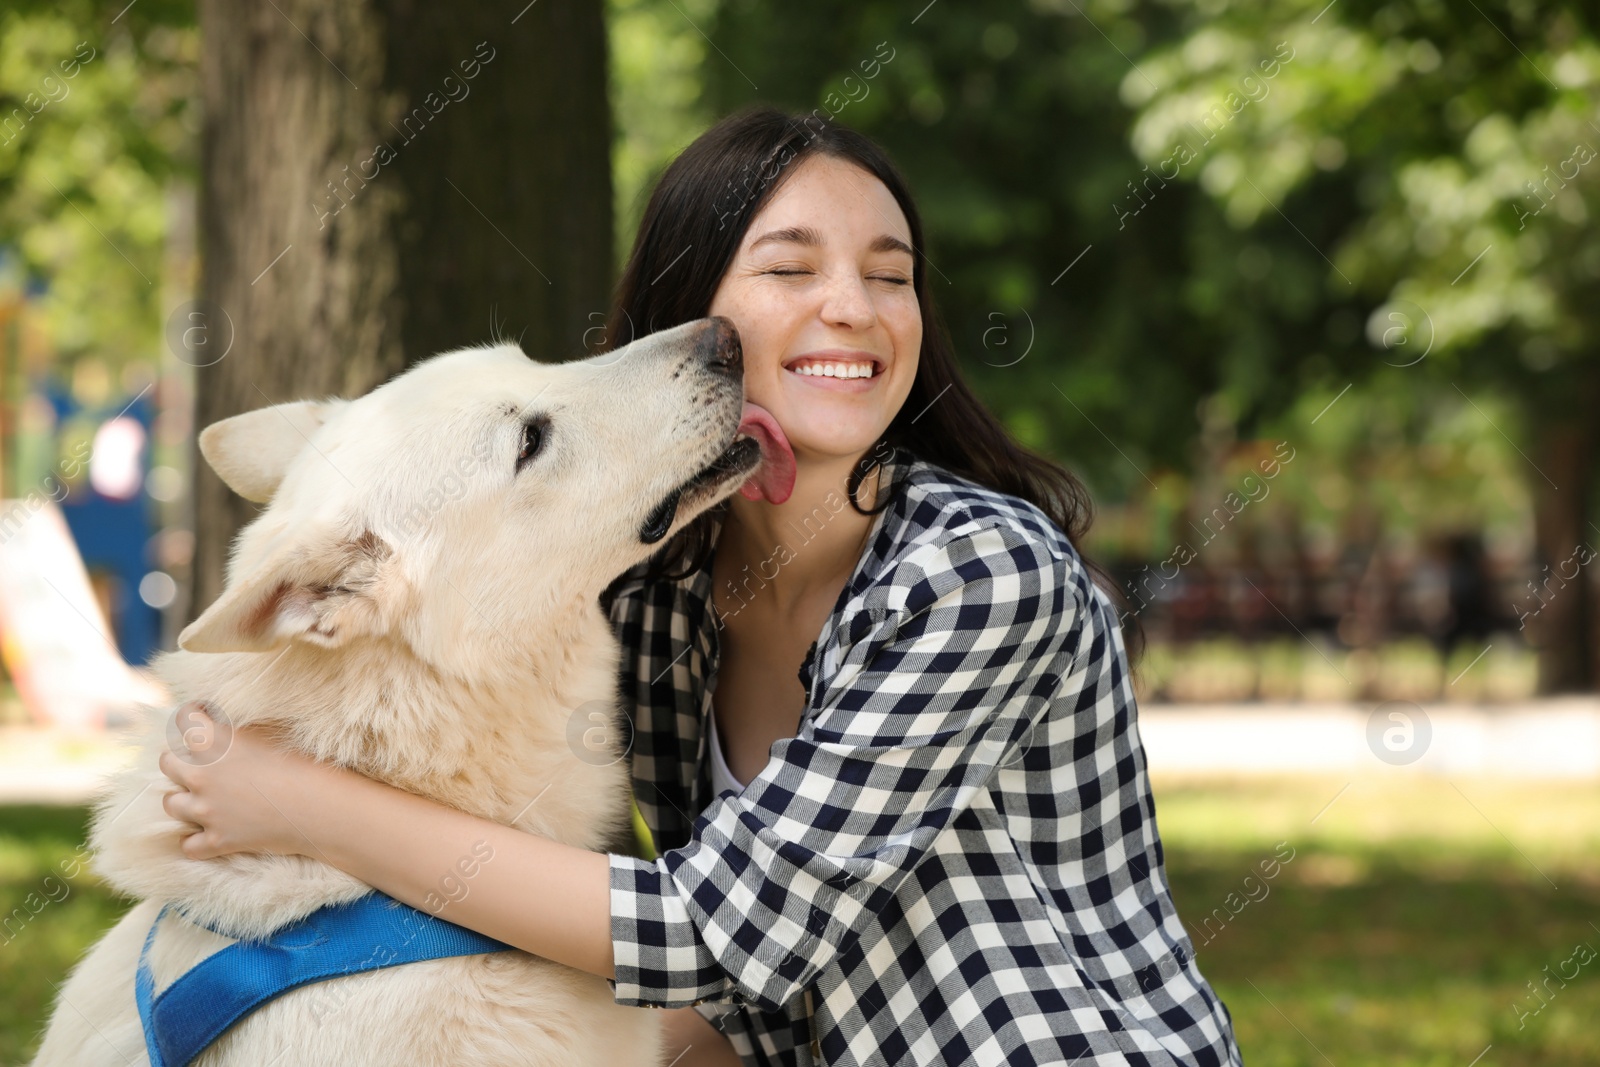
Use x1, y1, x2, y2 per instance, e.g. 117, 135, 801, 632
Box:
601, 452, 1243, 1067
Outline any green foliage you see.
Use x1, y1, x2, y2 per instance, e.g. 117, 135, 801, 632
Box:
0, 0, 197, 370
1128, 0, 1600, 413
607, 0, 721, 269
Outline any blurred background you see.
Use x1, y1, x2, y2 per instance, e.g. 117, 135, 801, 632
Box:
1, 0, 1597, 1063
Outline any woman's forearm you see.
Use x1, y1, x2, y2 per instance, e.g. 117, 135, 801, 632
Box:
272, 760, 617, 981
158, 710, 619, 980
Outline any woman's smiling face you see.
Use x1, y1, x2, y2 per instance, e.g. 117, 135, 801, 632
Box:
708, 153, 922, 468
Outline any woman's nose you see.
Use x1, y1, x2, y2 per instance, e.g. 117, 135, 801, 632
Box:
817, 271, 877, 329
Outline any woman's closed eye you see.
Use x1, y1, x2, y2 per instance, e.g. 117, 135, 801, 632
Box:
761, 267, 909, 285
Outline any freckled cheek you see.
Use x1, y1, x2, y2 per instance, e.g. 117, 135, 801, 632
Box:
746, 348, 784, 385
737, 300, 799, 378
886, 306, 923, 365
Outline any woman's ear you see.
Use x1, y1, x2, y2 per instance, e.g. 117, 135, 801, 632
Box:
178, 528, 396, 653
198, 399, 348, 503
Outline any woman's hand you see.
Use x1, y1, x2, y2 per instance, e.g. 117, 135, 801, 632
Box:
157, 700, 330, 861
156, 699, 618, 980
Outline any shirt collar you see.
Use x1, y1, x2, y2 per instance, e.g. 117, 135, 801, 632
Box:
688, 449, 917, 696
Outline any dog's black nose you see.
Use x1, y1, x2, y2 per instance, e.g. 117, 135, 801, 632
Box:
698, 316, 742, 377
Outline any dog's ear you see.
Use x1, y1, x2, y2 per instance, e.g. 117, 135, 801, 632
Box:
198, 399, 348, 503
177, 529, 396, 653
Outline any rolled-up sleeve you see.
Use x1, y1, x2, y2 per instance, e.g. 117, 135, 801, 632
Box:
606, 521, 1086, 1013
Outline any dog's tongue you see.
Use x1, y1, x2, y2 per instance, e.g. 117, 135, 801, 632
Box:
736, 402, 796, 504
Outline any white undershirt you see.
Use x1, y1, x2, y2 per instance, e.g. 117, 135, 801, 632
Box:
707, 710, 749, 795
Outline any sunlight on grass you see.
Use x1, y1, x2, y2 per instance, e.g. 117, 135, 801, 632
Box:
1152, 772, 1600, 869
1153, 773, 1600, 1067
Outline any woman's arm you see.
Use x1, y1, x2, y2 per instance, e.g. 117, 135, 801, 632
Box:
156, 707, 615, 980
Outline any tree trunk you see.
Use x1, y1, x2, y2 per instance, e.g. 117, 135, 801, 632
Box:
1530, 419, 1598, 693
190, 0, 611, 619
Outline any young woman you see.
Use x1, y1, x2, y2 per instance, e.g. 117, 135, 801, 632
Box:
157, 105, 1243, 1067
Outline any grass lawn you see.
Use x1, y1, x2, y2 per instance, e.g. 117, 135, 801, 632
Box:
1152, 773, 1600, 1067
0, 805, 133, 1067
3, 774, 1597, 1065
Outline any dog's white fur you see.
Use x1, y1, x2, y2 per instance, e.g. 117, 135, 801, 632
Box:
30, 319, 757, 1066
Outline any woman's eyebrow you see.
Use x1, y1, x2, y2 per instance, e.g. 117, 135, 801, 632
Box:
749, 225, 914, 258
869, 234, 915, 258
749, 224, 822, 250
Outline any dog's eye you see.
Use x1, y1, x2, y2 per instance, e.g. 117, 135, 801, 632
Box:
516, 418, 546, 472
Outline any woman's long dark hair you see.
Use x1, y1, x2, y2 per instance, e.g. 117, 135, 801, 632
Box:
599, 103, 1140, 659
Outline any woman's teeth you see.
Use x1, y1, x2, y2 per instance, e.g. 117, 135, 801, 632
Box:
787, 362, 878, 378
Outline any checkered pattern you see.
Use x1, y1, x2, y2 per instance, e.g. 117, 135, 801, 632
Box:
601, 453, 1243, 1067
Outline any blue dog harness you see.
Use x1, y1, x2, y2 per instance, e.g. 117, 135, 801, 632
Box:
134, 891, 513, 1067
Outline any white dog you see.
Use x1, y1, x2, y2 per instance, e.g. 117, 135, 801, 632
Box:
30, 317, 789, 1066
